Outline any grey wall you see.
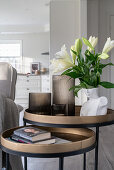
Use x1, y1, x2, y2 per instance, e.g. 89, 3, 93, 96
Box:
50, 0, 87, 105
50, 0, 80, 59
87, 0, 114, 109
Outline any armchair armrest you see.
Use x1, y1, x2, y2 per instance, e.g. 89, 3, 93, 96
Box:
17, 104, 23, 113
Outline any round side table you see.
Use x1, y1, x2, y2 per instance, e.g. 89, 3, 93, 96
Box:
24, 108, 114, 170
1, 125, 95, 170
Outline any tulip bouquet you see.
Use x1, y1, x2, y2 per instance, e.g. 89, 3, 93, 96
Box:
50, 36, 114, 96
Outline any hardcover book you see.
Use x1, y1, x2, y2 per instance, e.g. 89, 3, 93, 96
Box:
11, 135, 56, 144
13, 127, 51, 142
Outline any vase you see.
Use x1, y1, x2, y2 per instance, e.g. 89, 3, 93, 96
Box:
80, 88, 108, 116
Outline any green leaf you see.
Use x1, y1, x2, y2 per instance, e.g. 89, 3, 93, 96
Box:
74, 87, 82, 97
85, 53, 94, 62
72, 65, 80, 71
99, 81, 114, 88
71, 49, 78, 56
98, 68, 102, 74
80, 53, 84, 63
80, 80, 95, 89
95, 53, 101, 59
85, 50, 96, 61
61, 68, 73, 75
99, 63, 114, 69
82, 37, 94, 51
65, 72, 82, 79
69, 85, 81, 91
86, 61, 93, 68
69, 85, 82, 97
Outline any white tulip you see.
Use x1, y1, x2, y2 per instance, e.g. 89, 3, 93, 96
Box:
75, 38, 82, 54
88, 36, 98, 52
102, 37, 114, 53
50, 45, 74, 73
50, 59, 74, 73
98, 53, 109, 60
55, 45, 73, 63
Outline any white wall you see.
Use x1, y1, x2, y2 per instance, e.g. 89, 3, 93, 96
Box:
0, 32, 50, 73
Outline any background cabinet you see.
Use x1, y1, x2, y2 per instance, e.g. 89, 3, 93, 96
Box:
15, 74, 50, 109
41, 75, 50, 92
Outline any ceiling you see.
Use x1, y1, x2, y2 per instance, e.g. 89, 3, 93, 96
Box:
0, 0, 50, 33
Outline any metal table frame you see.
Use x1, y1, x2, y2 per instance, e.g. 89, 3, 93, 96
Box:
1, 126, 95, 170
23, 117, 114, 170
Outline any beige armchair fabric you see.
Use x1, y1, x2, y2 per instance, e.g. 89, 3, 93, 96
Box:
0, 62, 16, 100
0, 62, 23, 170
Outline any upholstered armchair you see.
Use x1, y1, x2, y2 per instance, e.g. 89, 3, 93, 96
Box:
0, 62, 23, 170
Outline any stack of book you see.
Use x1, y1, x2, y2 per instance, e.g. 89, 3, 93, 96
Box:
10, 126, 56, 144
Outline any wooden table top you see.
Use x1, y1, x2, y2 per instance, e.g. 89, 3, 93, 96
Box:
24, 107, 114, 127
1, 125, 95, 155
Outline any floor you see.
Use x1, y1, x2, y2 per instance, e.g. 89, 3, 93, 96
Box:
25, 155, 83, 170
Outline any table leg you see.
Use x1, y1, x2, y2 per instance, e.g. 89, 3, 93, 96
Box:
23, 120, 27, 170
59, 157, 64, 170
6, 153, 9, 170
24, 157, 27, 170
95, 126, 99, 170
24, 120, 26, 126
83, 153, 86, 170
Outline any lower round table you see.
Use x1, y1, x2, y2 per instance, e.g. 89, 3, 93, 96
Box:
23, 108, 114, 170
1, 125, 95, 170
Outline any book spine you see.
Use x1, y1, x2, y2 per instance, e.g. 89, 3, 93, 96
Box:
14, 131, 31, 140
11, 136, 31, 144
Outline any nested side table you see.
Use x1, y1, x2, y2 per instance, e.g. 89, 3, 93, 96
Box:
1, 125, 95, 170
23, 108, 114, 170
